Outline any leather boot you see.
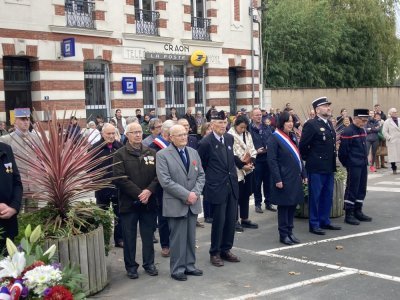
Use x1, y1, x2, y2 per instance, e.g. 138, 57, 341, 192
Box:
345, 209, 360, 225
354, 209, 372, 222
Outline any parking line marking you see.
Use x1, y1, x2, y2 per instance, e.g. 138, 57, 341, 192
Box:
250, 226, 400, 254
367, 186, 400, 192
374, 181, 400, 186
226, 270, 355, 300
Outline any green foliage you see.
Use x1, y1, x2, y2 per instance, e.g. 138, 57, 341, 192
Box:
263, 0, 400, 87
59, 264, 86, 300
17, 202, 114, 255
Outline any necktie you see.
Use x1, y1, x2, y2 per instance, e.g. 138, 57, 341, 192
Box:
179, 149, 188, 170
220, 137, 224, 144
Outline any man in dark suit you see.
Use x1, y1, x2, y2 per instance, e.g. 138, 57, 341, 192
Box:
178, 118, 198, 149
299, 97, 341, 235
197, 110, 240, 267
156, 124, 205, 281
0, 142, 22, 250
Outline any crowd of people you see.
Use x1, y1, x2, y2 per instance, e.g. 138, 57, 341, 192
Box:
1, 99, 399, 282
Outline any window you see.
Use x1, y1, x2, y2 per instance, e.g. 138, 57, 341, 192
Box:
134, 0, 159, 36
84, 61, 110, 121
65, 0, 95, 29
164, 65, 186, 117
142, 63, 156, 115
191, 0, 211, 41
194, 67, 206, 114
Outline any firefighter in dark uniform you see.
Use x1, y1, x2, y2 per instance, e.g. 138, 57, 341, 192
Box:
338, 109, 373, 225
0, 142, 22, 250
299, 97, 341, 235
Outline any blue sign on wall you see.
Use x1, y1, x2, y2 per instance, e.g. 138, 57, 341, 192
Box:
61, 38, 75, 57
122, 77, 137, 94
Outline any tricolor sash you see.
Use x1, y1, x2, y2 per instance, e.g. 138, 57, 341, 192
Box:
273, 129, 302, 171
153, 135, 169, 149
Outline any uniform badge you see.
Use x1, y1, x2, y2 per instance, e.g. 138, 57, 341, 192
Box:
148, 156, 155, 165
4, 163, 13, 174
228, 146, 232, 150
143, 156, 149, 165
320, 128, 325, 132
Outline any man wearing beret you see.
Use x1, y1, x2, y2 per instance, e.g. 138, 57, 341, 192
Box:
299, 97, 341, 235
197, 110, 241, 267
1, 108, 39, 211
338, 109, 372, 225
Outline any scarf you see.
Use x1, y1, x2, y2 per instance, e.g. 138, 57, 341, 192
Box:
273, 129, 302, 171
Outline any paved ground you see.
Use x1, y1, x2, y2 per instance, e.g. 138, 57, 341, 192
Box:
90, 169, 400, 300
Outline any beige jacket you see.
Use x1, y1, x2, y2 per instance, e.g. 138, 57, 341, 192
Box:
228, 127, 257, 182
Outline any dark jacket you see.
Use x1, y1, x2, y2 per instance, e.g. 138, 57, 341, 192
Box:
187, 135, 198, 150
338, 124, 368, 168
299, 118, 337, 174
184, 114, 197, 134
249, 122, 273, 162
365, 118, 380, 142
113, 143, 158, 213
197, 133, 239, 204
267, 132, 306, 206
92, 139, 123, 203
0, 142, 23, 241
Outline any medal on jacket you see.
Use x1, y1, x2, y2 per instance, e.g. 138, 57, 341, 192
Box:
193, 160, 198, 171
4, 162, 13, 174
148, 156, 154, 165
143, 156, 149, 165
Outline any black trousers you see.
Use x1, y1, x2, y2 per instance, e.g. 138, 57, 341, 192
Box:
254, 160, 271, 207
366, 139, 379, 166
120, 210, 156, 272
277, 205, 296, 238
0, 217, 18, 251
237, 180, 250, 220
156, 197, 170, 248
344, 166, 368, 210
209, 188, 237, 256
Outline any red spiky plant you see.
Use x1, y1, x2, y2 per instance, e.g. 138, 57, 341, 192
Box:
15, 110, 119, 235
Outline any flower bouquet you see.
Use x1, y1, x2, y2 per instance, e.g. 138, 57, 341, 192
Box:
0, 225, 85, 300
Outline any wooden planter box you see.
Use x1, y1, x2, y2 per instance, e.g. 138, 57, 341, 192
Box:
296, 179, 345, 218
44, 226, 108, 296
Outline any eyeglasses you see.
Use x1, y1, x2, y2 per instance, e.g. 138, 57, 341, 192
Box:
126, 131, 143, 135
171, 133, 188, 138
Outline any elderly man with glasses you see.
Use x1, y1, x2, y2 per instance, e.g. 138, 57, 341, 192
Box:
113, 122, 159, 279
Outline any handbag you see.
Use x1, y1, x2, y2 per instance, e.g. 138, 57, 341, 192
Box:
378, 128, 385, 141
376, 145, 388, 156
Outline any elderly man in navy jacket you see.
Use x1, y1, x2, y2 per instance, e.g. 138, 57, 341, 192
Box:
299, 97, 341, 235
198, 110, 240, 267
339, 109, 373, 225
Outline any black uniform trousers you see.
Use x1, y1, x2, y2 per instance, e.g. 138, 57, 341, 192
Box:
96, 194, 123, 244
120, 210, 156, 272
277, 205, 296, 238
344, 166, 368, 210
210, 183, 237, 256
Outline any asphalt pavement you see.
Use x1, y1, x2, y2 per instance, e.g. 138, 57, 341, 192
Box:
90, 169, 400, 300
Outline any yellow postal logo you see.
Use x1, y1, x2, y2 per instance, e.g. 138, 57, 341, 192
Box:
190, 50, 207, 67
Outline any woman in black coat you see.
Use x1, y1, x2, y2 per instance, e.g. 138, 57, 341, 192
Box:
267, 111, 307, 245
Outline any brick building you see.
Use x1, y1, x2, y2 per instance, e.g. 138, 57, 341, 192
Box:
0, 0, 262, 123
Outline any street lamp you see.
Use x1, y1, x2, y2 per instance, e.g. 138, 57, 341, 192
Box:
249, 1, 267, 109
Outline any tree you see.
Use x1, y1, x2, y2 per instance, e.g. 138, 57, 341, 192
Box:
263, 0, 400, 88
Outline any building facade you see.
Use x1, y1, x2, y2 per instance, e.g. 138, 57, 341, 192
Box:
0, 0, 262, 123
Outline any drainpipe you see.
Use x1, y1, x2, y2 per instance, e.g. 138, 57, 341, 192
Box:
250, 2, 255, 109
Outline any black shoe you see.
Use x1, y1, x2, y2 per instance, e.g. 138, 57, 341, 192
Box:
345, 210, 360, 225
127, 270, 138, 279
184, 269, 203, 276
321, 224, 342, 230
153, 234, 159, 244
354, 210, 372, 222
265, 204, 277, 212
204, 217, 213, 224
255, 206, 264, 213
235, 222, 244, 232
241, 219, 258, 229
144, 265, 158, 276
280, 236, 294, 245
171, 273, 187, 281
288, 234, 301, 244
309, 228, 326, 235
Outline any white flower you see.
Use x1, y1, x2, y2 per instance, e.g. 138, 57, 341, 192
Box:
0, 252, 26, 278
23, 265, 62, 296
